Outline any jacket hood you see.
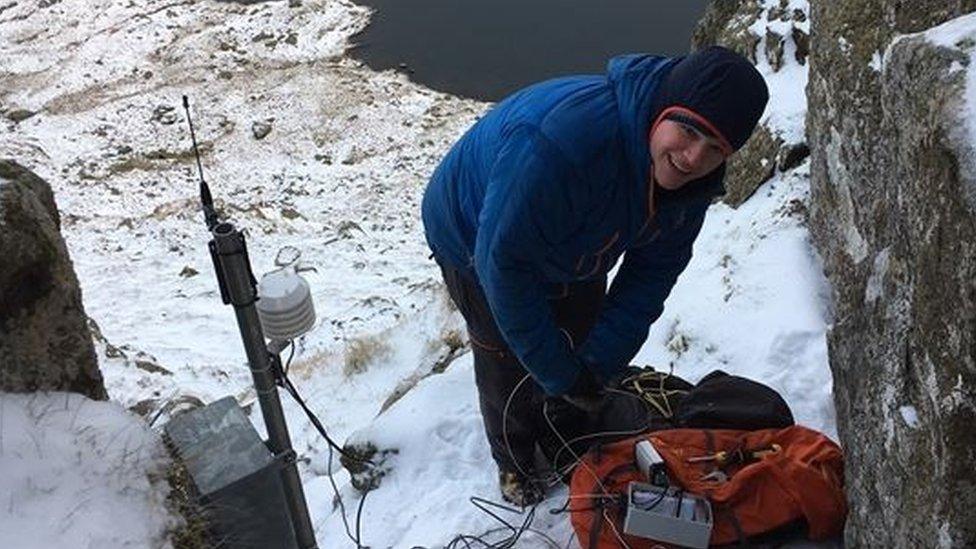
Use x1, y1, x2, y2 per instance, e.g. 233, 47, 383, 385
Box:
606, 54, 681, 202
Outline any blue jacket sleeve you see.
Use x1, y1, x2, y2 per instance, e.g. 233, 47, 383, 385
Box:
474, 126, 585, 396
577, 201, 708, 382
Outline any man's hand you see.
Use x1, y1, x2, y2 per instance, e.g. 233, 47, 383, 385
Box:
561, 369, 605, 413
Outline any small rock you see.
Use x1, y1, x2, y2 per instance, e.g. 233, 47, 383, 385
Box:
281, 207, 301, 220
105, 343, 126, 359
339, 441, 398, 493
179, 265, 199, 278
7, 108, 36, 122
151, 105, 178, 125
252, 119, 273, 140
765, 29, 785, 72
792, 26, 810, 66
129, 399, 156, 417
288, 0, 301, 6
767, 0, 790, 21
777, 142, 810, 172
337, 220, 364, 238
134, 359, 173, 376
783, 198, 809, 221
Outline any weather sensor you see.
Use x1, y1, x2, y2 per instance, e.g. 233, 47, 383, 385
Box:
257, 246, 316, 342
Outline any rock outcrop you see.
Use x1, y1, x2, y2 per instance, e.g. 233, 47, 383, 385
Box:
807, 2, 976, 546
0, 159, 106, 400
692, 0, 811, 207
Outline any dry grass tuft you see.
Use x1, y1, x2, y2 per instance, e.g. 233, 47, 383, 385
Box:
286, 348, 336, 379
441, 329, 465, 352
164, 448, 212, 549
343, 335, 391, 377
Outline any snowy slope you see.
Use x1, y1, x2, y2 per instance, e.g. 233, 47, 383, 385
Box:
0, 0, 850, 547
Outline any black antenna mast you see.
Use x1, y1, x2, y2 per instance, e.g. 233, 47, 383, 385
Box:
180, 94, 318, 548
182, 95, 219, 231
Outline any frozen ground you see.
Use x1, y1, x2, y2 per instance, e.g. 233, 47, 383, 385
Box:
0, 0, 853, 547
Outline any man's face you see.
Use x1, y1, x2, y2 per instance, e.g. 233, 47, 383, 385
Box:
649, 119, 728, 190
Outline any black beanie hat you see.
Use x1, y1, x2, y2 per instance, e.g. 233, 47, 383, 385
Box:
654, 46, 769, 152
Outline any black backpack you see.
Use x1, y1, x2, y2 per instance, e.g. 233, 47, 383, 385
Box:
539, 367, 794, 478
597, 367, 794, 437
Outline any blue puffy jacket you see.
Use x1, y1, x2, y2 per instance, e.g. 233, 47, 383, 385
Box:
422, 54, 729, 396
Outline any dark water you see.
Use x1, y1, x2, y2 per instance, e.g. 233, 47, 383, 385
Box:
350, 0, 709, 101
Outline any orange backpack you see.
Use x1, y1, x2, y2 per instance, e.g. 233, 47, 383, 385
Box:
569, 426, 847, 547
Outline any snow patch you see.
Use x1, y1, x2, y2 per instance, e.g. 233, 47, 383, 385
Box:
838, 36, 852, 55
0, 393, 176, 549
865, 247, 890, 304
938, 520, 954, 548
898, 405, 920, 428
869, 51, 885, 72
749, 0, 810, 144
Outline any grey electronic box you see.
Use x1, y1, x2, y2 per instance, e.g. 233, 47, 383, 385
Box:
165, 397, 299, 549
622, 481, 713, 549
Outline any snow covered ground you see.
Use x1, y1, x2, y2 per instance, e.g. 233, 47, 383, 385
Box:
0, 0, 853, 547
0, 393, 175, 548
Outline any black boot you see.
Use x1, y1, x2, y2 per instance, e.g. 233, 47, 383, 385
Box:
498, 470, 545, 507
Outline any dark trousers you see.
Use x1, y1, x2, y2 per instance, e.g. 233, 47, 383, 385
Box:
438, 262, 605, 476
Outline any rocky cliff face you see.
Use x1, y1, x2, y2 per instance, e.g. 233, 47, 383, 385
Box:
0, 159, 106, 400
807, 2, 976, 546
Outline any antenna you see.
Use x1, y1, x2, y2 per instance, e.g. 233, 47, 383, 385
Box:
182, 95, 219, 230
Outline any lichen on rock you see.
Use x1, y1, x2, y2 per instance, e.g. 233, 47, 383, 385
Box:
807, 3, 976, 546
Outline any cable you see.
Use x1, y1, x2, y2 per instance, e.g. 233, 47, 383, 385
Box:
441, 497, 563, 549
545, 380, 684, 484
278, 343, 372, 466
470, 496, 533, 548
542, 400, 611, 497
278, 340, 371, 548
604, 508, 634, 549
277, 343, 554, 549
501, 373, 534, 480
540, 396, 653, 549
280, 340, 544, 549
562, 531, 577, 549
354, 478, 369, 546
547, 425, 651, 485
326, 436, 362, 548
283, 340, 295, 377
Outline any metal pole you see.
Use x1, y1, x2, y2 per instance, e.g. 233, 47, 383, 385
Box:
211, 222, 318, 549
